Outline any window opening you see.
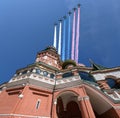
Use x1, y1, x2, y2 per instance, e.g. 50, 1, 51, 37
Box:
106, 78, 117, 88
22, 70, 27, 74
43, 71, 48, 76
79, 71, 95, 82
50, 74, 55, 78
36, 99, 40, 109
36, 69, 41, 74
62, 72, 73, 78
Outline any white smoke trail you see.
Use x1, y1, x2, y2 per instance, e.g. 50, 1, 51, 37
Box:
58, 21, 62, 55
53, 24, 57, 48
71, 9, 76, 60
75, 5, 80, 63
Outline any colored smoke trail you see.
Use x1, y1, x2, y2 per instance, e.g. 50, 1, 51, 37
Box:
62, 17, 66, 61
58, 20, 62, 55
67, 12, 71, 60
53, 24, 57, 48
75, 5, 80, 63
71, 9, 76, 60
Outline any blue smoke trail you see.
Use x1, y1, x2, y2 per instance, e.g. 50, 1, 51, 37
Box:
67, 12, 71, 59
62, 16, 66, 61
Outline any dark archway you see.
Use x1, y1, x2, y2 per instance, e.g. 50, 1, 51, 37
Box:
56, 97, 64, 118
56, 91, 82, 118
66, 101, 82, 118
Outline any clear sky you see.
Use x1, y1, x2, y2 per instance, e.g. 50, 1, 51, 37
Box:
0, 0, 120, 84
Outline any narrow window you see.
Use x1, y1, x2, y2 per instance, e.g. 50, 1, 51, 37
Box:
36, 99, 40, 109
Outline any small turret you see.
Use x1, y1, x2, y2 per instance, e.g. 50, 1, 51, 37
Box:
36, 46, 62, 69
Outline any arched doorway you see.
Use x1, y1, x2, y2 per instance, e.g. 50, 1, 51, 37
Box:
56, 92, 82, 118
66, 101, 82, 118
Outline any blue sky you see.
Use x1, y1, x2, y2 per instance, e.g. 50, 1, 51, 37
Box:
0, 0, 120, 84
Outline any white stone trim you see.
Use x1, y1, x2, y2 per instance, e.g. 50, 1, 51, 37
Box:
93, 71, 120, 81
78, 96, 83, 101
56, 76, 80, 85
77, 96, 89, 101
10, 73, 55, 85
54, 99, 57, 105
113, 106, 120, 109
84, 96, 89, 100
0, 114, 50, 118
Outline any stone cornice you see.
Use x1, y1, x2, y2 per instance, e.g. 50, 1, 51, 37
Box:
91, 67, 120, 74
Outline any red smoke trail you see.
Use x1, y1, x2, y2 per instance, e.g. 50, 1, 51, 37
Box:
75, 5, 80, 63
71, 8, 76, 60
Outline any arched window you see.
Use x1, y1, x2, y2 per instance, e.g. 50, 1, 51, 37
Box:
50, 74, 55, 79
62, 72, 73, 78
43, 71, 48, 76
79, 71, 95, 82
36, 69, 41, 74
106, 78, 119, 89
22, 70, 27, 74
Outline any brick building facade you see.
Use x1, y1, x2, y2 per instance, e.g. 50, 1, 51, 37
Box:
0, 46, 120, 118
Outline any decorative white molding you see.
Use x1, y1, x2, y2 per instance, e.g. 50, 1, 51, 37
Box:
77, 96, 83, 101
84, 96, 89, 100
54, 99, 57, 105
93, 71, 120, 81
0, 114, 50, 118
18, 94, 24, 99
56, 76, 80, 85
113, 106, 120, 109
77, 96, 89, 101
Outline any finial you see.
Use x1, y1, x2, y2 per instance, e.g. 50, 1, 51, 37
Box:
68, 11, 72, 15
59, 19, 62, 22
54, 23, 57, 25
63, 16, 67, 19
78, 4, 81, 7
73, 8, 76, 11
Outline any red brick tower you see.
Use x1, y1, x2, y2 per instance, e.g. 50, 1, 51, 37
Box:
0, 46, 120, 118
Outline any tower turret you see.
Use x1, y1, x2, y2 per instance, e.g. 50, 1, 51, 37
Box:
36, 46, 62, 69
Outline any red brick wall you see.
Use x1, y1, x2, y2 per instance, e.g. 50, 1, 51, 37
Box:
14, 85, 52, 117
0, 85, 53, 117
98, 108, 120, 118
0, 88, 22, 114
